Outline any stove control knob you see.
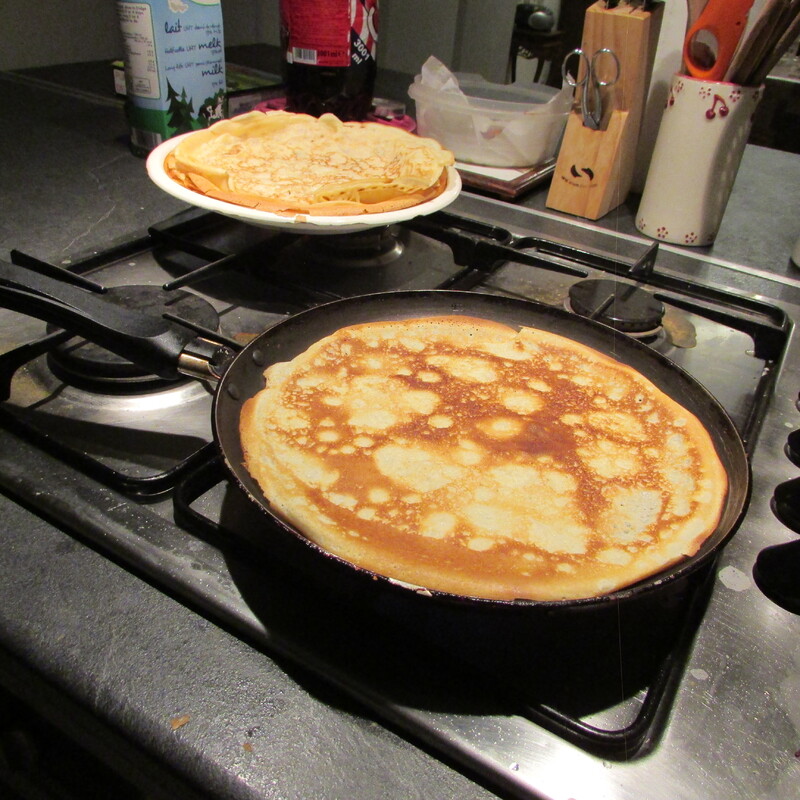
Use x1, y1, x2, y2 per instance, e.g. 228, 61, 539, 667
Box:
786, 429, 800, 467
754, 539, 800, 615
772, 477, 800, 534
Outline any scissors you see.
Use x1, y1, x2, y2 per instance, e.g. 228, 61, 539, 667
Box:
561, 48, 621, 130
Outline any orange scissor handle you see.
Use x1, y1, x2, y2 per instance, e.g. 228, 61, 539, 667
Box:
683, 0, 755, 81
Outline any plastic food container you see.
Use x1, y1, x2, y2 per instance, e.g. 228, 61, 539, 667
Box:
408, 73, 570, 168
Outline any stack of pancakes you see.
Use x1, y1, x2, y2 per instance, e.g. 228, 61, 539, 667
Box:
240, 316, 728, 601
164, 110, 454, 216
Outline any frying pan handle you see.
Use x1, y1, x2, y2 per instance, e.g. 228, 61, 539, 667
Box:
0, 259, 195, 380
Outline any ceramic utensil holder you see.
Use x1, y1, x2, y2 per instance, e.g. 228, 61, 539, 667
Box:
636, 74, 762, 246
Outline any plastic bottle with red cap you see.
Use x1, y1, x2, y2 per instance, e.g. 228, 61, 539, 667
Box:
279, 0, 379, 121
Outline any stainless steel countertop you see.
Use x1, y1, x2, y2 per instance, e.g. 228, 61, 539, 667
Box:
1, 65, 800, 800
517, 146, 800, 296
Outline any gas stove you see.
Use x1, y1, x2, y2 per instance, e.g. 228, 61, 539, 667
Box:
0, 192, 798, 800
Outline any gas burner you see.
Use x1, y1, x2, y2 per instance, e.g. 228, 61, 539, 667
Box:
567, 278, 666, 338
47, 285, 219, 391
296, 226, 405, 269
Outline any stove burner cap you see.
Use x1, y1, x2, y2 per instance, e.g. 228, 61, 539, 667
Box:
568, 279, 665, 335
48, 285, 219, 388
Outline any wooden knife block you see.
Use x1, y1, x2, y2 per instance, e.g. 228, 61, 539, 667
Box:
546, 1, 663, 220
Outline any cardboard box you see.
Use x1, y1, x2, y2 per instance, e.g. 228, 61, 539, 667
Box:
116, 0, 227, 153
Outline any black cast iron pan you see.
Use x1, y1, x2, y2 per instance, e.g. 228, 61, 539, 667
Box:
0, 261, 750, 609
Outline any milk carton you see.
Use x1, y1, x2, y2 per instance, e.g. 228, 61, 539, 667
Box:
116, 0, 226, 155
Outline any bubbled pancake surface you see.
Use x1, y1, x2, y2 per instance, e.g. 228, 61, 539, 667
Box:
165, 110, 454, 217
239, 316, 728, 601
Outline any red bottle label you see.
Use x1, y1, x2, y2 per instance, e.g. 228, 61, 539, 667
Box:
351, 0, 379, 63
281, 0, 378, 68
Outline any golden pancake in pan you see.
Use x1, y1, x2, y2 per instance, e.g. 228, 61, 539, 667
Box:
239, 316, 728, 601
164, 110, 454, 217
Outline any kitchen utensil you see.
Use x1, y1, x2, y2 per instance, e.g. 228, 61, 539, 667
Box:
0, 261, 750, 610
749, 8, 800, 83
682, 0, 756, 81
145, 133, 462, 234
561, 47, 621, 129
724, 0, 787, 82
725, 0, 800, 84
736, 0, 800, 84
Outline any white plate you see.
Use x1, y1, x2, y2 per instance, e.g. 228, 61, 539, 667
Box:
145, 132, 461, 234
